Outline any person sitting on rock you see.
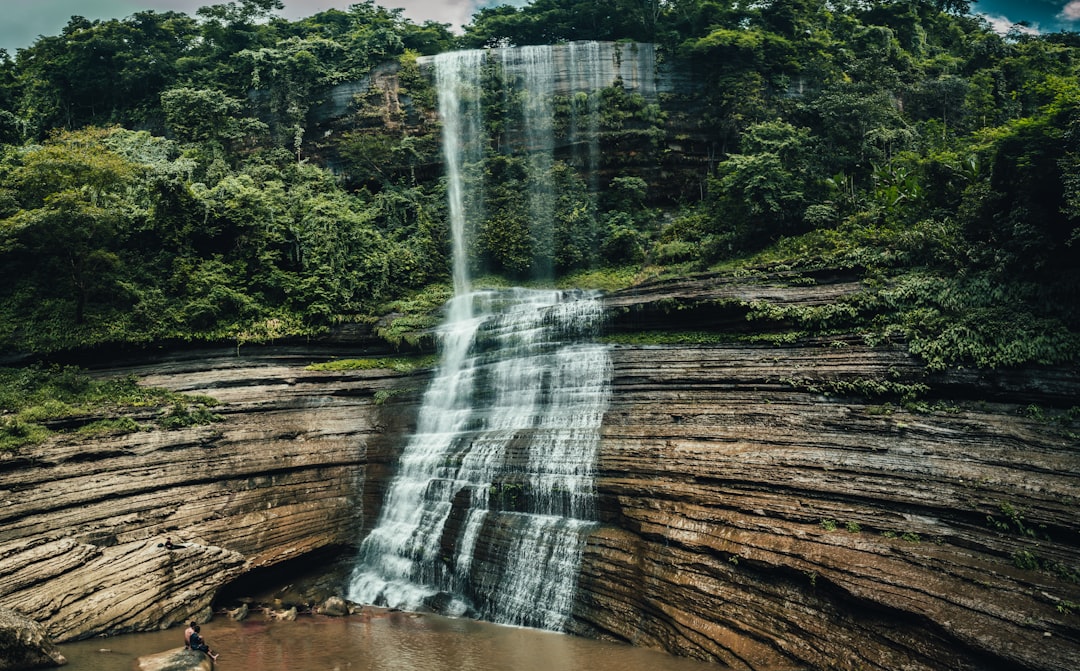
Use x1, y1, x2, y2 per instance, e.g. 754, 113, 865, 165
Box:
189, 625, 219, 661
184, 621, 196, 648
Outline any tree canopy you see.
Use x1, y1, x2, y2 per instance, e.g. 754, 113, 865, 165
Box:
0, 0, 1076, 370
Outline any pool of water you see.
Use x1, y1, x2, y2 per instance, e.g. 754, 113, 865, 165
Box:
58, 612, 722, 671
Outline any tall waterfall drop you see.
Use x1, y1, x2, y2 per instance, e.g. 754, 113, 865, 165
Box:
346, 43, 649, 630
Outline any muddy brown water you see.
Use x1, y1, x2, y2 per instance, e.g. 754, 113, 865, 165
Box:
58, 613, 722, 671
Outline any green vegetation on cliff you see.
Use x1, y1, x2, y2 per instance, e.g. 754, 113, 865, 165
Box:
0, 0, 1076, 375
0, 365, 220, 450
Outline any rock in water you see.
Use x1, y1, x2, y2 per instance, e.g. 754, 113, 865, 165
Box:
0, 607, 66, 670
269, 606, 297, 622
136, 647, 213, 671
319, 596, 348, 617
227, 603, 248, 621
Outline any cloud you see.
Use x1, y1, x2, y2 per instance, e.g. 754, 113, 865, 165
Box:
977, 13, 1042, 36
0, 0, 505, 54
277, 1, 490, 30
379, 1, 482, 29
1059, 1, 1080, 21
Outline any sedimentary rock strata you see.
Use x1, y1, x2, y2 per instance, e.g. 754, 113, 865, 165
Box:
1, 275, 1077, 671
567, 279, 1080, 670
0, 348, 417, 642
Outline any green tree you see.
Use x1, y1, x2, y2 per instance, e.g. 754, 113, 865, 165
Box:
1, 128, 140, 327
960, 81, 1080, 281
161, 87, 251, 145
13, 12, 201, 136
705, 120, 817, 254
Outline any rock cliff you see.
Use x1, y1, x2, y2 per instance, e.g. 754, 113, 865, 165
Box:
0, 345, 418, 643
1, 274, 1077, 671
569, 274, 1080, 670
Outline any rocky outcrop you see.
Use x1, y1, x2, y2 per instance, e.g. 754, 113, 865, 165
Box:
1, 274, 1077, 671
0, 346, 420, 642
136, 647, 212, 671
564, 277, 1080, 670
0, 607, 66, 670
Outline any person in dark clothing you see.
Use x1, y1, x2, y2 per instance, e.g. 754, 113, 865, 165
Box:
189, 624, 219, 661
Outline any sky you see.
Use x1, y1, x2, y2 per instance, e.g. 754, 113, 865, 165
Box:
0, 0, 1078, 56
0, 0, 503, 54
976, 0, 1080, 35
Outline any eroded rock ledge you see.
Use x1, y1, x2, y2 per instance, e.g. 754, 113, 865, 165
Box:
568, 276, 1080, 670
0, 607, 66, 670
1, 274, 1077, 671
0, 345, 419, 643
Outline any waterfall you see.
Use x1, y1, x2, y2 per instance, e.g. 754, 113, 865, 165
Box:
348, 42, 645, 631
434, 49, 486, 311
505, 45, 556, 278
568, 41, 605, 194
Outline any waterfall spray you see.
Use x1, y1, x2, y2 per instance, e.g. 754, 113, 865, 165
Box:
348, 42, 656, 631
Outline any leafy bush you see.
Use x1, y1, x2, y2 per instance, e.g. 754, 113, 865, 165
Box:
0, 364, 221, 450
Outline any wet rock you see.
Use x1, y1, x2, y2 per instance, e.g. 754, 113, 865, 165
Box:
268, 606, 297, 622
136, 647, 212, 671
227, 604, 248, 621
570, 306, 1080, 671
0, 607, 66, 670
0, 539, 244, 643
319, 596, 348, 617
0, 344, 417, 643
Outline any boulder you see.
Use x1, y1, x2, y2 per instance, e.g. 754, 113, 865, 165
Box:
136, 647, 212, 671
319, 596, 348, 617
0, 607, 66, 670
268, 606, 297, 622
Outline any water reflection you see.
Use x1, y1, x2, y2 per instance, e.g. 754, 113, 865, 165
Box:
58, 613, 721, 671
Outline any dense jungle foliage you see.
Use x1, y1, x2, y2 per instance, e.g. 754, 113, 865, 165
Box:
0, 0, 1077, 375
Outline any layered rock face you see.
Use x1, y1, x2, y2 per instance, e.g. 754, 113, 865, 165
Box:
567, 275, 1080, 670
0, 345, 417, 643
1, 274, 1077, 671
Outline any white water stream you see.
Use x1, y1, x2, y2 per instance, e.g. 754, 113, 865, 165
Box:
349, 43, 634, 631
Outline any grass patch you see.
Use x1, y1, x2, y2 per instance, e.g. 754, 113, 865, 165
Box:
374, 388, 415, 405
76, 417, 143, 436
0, 418, 49, 450
159, 401, 223, 430
306, 355, 438, 374
557, 266, 653, 292
0, 364, 221, 451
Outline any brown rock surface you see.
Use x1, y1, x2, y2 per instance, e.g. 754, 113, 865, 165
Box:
0, 607, 66, 670
0, 346, 418, 642
565, 279, 1080, 670
136, 647, 212, 671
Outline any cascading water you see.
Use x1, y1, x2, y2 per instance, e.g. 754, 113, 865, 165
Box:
348, 288, 610, 628
348, 42, 650, 631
